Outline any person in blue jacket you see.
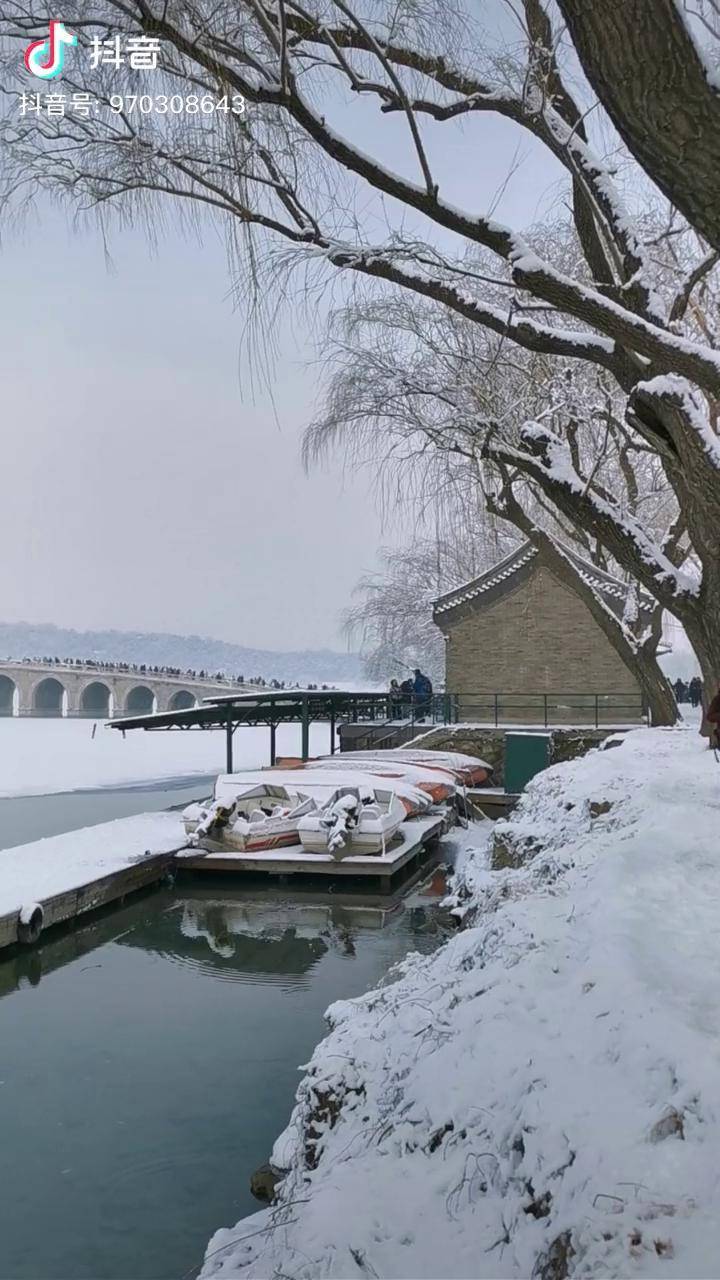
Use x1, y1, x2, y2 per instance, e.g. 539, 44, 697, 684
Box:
412, 667, 433, 719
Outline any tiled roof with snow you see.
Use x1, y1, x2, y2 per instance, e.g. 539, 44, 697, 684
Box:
433, 541, 654, 620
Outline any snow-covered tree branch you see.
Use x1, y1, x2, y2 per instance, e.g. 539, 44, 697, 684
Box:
2, 0, 719, 690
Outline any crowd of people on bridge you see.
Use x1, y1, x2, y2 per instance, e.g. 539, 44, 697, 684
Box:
8, 656, 335, 692
15, 656, 242, 682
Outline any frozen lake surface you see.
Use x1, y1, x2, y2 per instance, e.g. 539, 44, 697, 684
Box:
0, 718, 332, 798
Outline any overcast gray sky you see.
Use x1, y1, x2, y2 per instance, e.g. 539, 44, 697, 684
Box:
0, 19, 563, 651
0, 210, 393, 649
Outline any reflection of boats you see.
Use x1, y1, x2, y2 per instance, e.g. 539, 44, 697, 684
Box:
126, 898, 329, 978
212, 769, 432, 818
0, 887, 437, 995
297, 787, 408, 858
117, 890, 438, 978
180, 897, 401, 939
182, 784, 315, 853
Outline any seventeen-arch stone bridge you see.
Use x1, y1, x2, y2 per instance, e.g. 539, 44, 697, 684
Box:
0, 660, 257, 718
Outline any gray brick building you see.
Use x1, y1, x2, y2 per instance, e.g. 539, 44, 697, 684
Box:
433, 542, 651, 724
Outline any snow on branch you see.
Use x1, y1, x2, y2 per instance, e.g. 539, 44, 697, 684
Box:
635, 373, 720, 472
510, 251, 720, 397
323, 247, 620, 369
488, 421, 700, 603
278, 0, 660, 317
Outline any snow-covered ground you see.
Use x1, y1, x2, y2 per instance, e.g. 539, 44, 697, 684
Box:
201, 725, 720, 1280
0, 811, 185, 918
0, 719, 331, 798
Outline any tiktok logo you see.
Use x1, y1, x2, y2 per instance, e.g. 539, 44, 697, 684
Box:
24, 20, 77, 80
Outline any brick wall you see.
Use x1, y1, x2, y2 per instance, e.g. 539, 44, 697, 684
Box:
441, 565, 641, 720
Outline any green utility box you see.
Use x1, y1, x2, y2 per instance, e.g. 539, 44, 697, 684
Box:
504, 732, 551, 794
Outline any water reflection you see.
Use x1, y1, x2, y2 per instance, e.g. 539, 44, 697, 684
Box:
115, 894, 441, 988
0, 882, 448, 1280
121, 901, 332, 986
0, 885, 450, 1000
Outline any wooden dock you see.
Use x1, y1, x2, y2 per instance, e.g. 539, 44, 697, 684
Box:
0, 847, 181, 952
178, 811, 448, 889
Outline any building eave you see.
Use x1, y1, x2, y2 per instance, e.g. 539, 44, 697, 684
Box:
433, 540, 656, 629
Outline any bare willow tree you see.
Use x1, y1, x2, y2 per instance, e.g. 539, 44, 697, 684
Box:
1, 0, 720, 698
343, 542, 471, 684
343, 491, 516, 683
306, 286, 683, 722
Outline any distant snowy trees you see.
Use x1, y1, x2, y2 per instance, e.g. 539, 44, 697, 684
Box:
342, 533, 513, 684
342, 543, 448, 685
3, 0, 720, 710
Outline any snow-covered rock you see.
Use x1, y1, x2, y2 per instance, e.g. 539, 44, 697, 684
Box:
201, 726, 720, 1280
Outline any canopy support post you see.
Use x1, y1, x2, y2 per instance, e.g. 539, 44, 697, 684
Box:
301, 696, 310, 761
225, 708, 234, 773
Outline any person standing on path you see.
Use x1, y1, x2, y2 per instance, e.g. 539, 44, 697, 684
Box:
412, 667, 433, 720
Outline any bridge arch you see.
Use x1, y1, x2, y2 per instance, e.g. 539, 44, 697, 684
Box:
80, 682, 111, 718
125, 686, 155, 716
0, 674, 17, 716
33, 677, 66, 717
168, 689, 196, 711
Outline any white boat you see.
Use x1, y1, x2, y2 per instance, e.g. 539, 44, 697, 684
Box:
297, 786, 407, 859
214, 769, 432, 817
182, 783, 316, 853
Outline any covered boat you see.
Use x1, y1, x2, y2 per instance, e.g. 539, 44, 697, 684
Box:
183, 784, 315, 853
323, 748, 493, 787
294, 756, 458, 804
297, 786, 407, 858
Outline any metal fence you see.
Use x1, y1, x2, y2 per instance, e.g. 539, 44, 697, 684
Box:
344, 690, 647, 731
440, 692, 647, 729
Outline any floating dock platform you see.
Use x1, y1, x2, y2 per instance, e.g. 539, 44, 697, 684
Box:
0, 812, 188, 953
179, 811, 448, 888
0, 848, 179, 952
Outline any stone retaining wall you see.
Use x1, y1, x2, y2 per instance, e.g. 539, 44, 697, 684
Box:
408, 724, 627, 785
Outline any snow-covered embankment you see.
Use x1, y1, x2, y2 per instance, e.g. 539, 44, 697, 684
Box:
202, 726, 720, 1280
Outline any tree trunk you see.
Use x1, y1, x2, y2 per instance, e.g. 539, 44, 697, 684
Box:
556, 0, 720, 253
631, 645, 679, 727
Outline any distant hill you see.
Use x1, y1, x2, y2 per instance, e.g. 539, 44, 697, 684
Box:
0, 622, 362, 685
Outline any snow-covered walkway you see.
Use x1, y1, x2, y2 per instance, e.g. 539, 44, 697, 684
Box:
0, 811, 185, 919
201, 726, 720, 1280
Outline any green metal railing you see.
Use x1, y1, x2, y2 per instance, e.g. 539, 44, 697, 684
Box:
439, 692, 647, 729
344, 691, 646, 732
